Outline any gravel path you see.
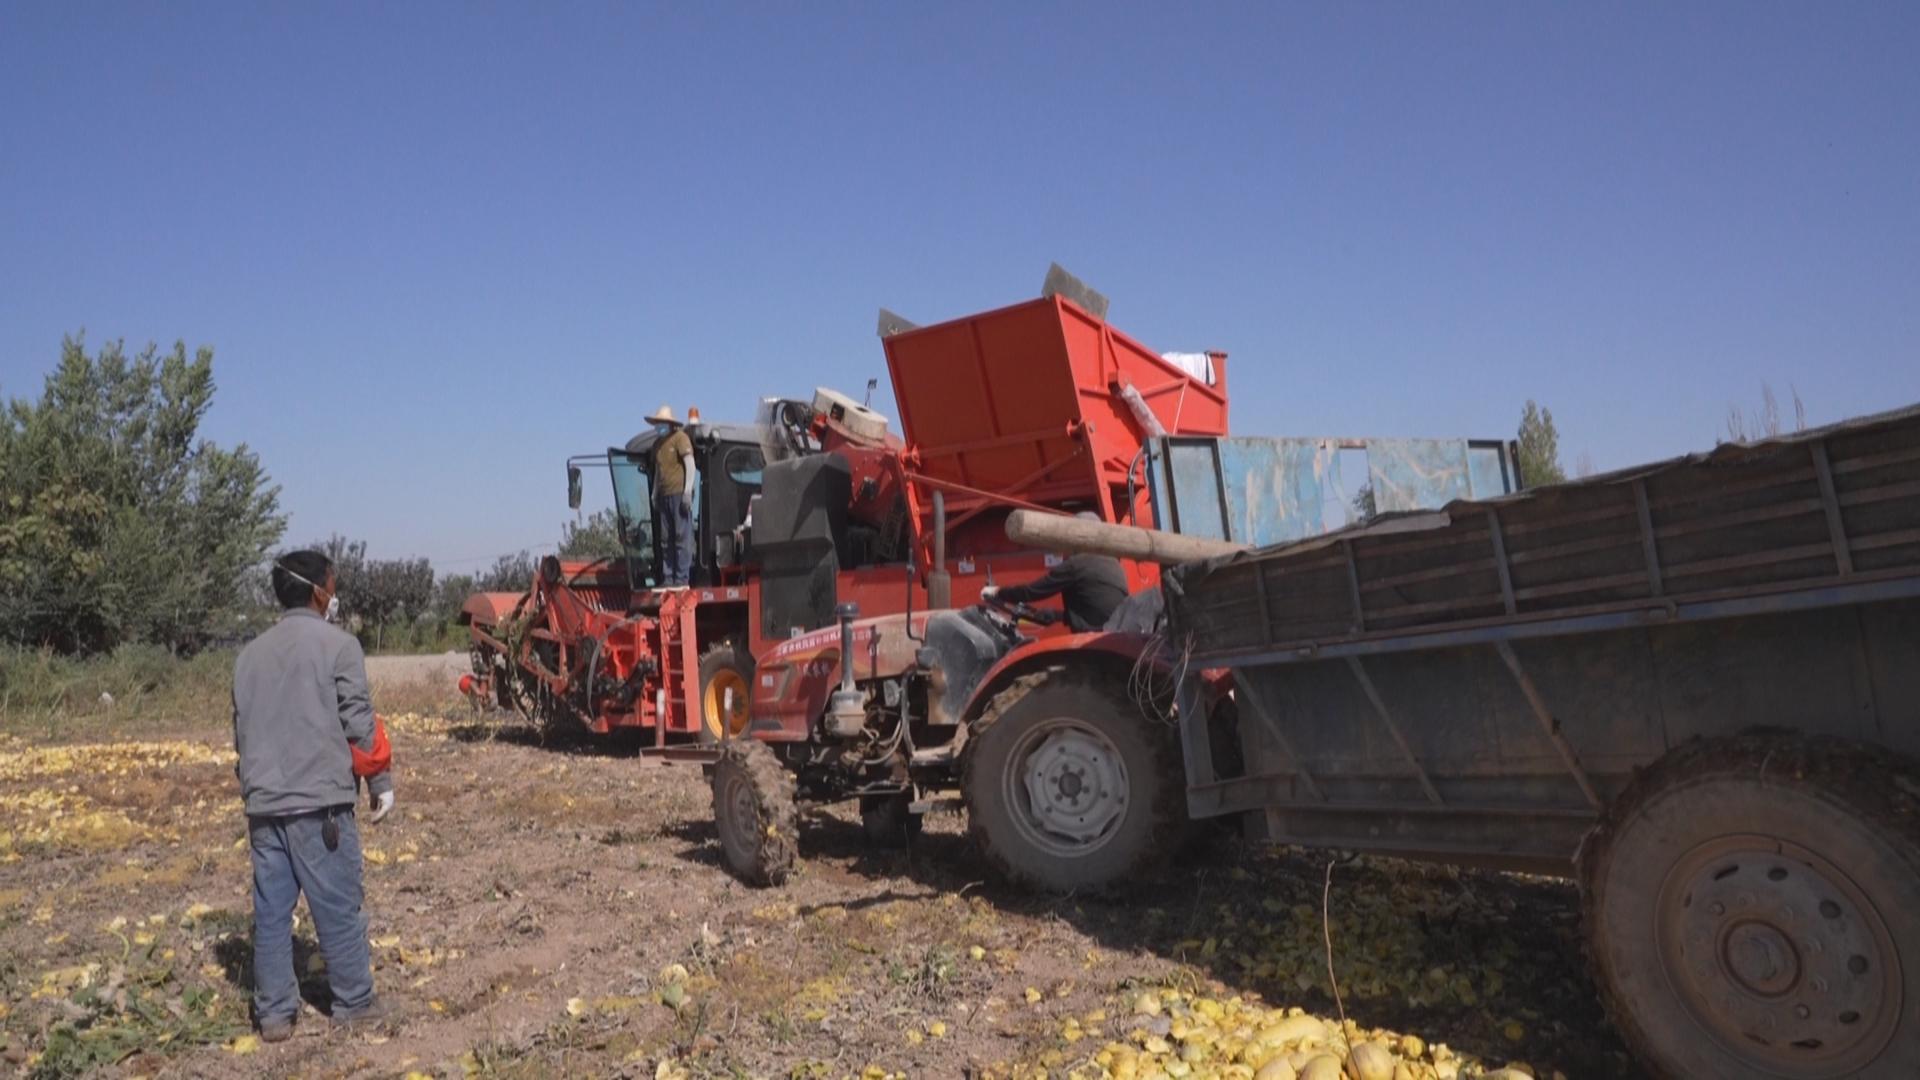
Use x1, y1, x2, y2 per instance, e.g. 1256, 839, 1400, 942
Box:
363, 651, 468, 689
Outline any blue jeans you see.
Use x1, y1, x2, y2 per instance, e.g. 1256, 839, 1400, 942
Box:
657, 491, 693, 586
248, 809, 374, 1024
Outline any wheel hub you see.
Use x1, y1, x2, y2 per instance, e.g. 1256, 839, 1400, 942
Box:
1658, 835, 1900, 1075
718, 773, 758, 862
705, 670, 750, 739
1016, 722, 1129, 849
1723, 921, 1800, 996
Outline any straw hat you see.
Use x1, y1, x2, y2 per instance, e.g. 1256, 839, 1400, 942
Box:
646, 404, 681, 426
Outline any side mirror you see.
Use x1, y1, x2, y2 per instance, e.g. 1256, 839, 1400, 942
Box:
567, 466, 583, 509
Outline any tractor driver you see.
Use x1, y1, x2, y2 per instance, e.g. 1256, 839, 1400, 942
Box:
980, 512, 1129, 633
648, 404, 697, 589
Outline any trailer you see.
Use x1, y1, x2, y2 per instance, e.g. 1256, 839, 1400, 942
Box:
1163, 405, 1920, 1079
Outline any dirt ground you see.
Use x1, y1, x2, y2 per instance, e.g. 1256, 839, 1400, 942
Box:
0, 676, 1643, 1080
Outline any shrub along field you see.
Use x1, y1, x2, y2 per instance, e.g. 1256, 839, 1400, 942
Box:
0, 658, 1639, 1079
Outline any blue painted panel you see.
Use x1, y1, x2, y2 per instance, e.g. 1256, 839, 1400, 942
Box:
1366, 439, 1473, 514
1156, 435, 1494, 547
1216, 438, 1337, 546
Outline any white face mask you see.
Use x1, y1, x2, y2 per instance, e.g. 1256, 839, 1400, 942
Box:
324, 594, 341, 622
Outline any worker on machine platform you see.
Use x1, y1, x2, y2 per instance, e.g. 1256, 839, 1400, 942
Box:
649, 404, 697, 589
980, 512, 1130, 632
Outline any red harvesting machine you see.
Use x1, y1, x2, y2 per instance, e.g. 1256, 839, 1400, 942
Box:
462, 269, 1234, 890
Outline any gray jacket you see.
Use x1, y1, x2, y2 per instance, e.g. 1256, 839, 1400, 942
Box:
233, 608, 391, 817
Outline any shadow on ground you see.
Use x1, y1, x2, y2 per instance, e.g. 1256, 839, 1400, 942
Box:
670, 805, 1642, 1077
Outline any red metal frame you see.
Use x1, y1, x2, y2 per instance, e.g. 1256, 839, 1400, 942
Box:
465, 289, 1232, 747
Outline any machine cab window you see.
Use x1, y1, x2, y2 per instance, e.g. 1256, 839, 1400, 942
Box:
606, 450, 656, 588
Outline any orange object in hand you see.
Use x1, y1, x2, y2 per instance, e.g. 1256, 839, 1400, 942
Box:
350, 714, 392, 777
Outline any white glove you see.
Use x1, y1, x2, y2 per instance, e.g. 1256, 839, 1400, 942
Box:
980, 585, 1000, 601
369, 790, 395, 824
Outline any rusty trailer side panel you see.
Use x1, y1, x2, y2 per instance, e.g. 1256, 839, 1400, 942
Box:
1166, 404, 1920, 872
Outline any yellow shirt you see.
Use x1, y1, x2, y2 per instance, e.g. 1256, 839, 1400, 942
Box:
654, 429, 693, 495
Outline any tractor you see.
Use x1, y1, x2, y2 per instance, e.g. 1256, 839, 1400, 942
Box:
460, 267, 1239, 889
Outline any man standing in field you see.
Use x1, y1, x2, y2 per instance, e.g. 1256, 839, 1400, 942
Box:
649, 404, 697, 589
233, 549, 394, 1040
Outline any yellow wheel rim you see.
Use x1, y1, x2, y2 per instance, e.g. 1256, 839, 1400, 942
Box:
703, 668, 751, 739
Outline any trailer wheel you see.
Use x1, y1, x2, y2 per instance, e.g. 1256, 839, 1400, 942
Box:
710, 738, 797, 887
860, 793, 922, 848
1580, 735, 1920, 1079
697, 643, 754, 744
963, 666, 1181, 892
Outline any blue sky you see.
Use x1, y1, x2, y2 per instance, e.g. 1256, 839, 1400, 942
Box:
4, 3, 1916, 570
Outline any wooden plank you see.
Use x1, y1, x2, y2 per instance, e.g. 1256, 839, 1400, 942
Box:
1505, 530, 1640, 567
1829, 444, 1920, 476
1358, 557, 1500, 593
1662, 542, 1840, 582
1840, 479, 1920, 509
1647, 464, 1816, 512
1498, 501, 1637, 539
1651, 497, 1826, 541
1513, 571, 1656, 603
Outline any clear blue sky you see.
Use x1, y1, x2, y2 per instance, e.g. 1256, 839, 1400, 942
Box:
4, 3, 1916, 570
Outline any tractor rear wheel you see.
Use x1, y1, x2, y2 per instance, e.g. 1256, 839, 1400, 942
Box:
1580, 735, 1920, 1078
697, 643, 754, 744
962, 665, 1182, 892
710, 739, 797, 886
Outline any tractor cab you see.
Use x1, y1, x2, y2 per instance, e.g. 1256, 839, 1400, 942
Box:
580, 421, 767, 593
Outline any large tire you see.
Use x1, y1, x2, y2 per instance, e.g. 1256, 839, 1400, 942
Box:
1580, 734, 1920, 1079
710, 739, 797, 886
962, 665, 1183, 892
696, 642, 754, 744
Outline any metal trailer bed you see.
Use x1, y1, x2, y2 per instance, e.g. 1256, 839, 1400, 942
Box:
1162, 404, 1920, 1077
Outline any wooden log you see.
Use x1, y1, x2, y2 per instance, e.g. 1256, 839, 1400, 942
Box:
1006, 509, 1248, 564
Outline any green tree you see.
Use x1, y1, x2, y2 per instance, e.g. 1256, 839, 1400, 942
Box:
1349, 483, 1377, 525
431, 573, 476, 623
303, 535, 434, 650
1516, 400, 1566, 487
477, 551, 535, 593
559, 509, 624, 559
0, 336, 284, 652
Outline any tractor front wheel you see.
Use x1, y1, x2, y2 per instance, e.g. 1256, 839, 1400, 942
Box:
962, 665, 1181, 892
1580, 735, 1920, 1078
710, 739, 797, 886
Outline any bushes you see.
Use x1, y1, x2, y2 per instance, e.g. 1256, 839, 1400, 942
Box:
0, 645, 234, 735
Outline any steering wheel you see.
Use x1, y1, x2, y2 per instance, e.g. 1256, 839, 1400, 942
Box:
981, 592, 1060, 628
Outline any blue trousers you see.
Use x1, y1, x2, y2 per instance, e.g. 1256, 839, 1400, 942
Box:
657, 491, 693, 586
248, 809, 374, 1024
